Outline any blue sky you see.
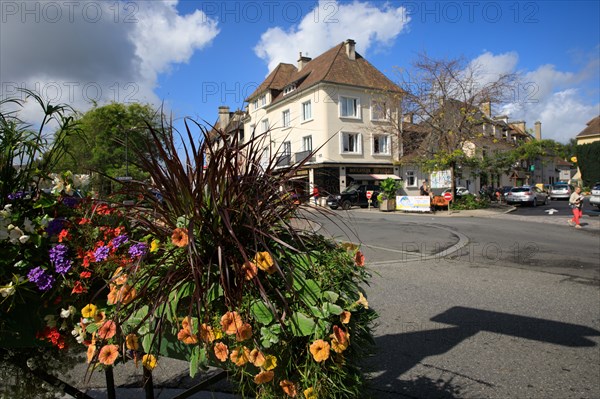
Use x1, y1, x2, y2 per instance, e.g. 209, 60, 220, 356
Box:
1, 0, 599, 143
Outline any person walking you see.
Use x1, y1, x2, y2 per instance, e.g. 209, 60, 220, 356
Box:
312, 185, 320, 206
568, 186, 584, 228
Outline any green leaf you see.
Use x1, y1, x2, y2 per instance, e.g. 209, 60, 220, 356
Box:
322, 291, 339, 303
296, 278, 321, 306
260, 325, 280, 348
142, 333, 153, 353
308, 305, 324, 318
323, 302, 343, 316
289, 312, 315, 337
315, 319, 331, 337
207, 283, 223, 303
251, 301, 274, 325
86, 323, 98, 334
189, 346, 207, 378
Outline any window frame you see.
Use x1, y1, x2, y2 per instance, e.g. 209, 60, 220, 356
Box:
282, 109, 291, 128
339, 96, 360, 119
405, 171, 416, 187
340, 131, 362, 154
302, 100, 312, 122
371, 99, 389, 121
302, 135, 313, 152
372, 134, 390, 155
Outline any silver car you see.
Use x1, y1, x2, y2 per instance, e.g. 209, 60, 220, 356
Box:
506, 186, 549, 207
590, 182, 600, 209
549, 183, 574, 200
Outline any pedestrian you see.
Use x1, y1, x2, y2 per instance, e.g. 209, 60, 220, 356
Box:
312, 185, 320, 206
419, 179, 430, 197
568, 186, 584, 229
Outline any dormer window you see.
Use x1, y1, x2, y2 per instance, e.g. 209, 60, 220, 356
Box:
283, 84, 296, 96
259, 94, 267, 107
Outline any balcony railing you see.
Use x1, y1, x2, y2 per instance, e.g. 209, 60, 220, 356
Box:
294, 150, 315, 163
276, 154, 291, 167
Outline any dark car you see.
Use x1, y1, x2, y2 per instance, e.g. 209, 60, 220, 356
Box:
327, 184, 380, 210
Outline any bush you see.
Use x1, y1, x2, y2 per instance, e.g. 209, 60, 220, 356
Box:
451, 194, 490, 210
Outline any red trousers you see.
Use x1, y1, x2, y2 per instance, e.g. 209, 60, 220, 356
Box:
571, 207, 582, 225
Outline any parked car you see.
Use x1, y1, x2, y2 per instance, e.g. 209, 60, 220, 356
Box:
549, 183, 574, 200
506, 186, 549, 207
590, 182, 600, 209
327, 184, 380, 210
442, 187, 470, 197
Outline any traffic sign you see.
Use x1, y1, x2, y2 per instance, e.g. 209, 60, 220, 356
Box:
443, 192, 453, 201
366, 190, 373, 200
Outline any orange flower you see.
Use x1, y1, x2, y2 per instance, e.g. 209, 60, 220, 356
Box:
177, 327, 199, 344
253, 251, 276, 274
220, 311, 243, 335
241, 261, 258, 280
249, 349, 265, 367
86, 344, 96, 363
340, 311, 351, 324
230, 347, 250, 366
199, 323, 215, 343
58, 229, 70, 242
356, 292, 369, 309
354, 250, 365, 267
72, 281, 86, 294
98, 320, 117, 340
107, 284, 136, 305
171, 228, 189, 247
111, 267, 128, 285
309, 339, 330, 362
98, 344, 119, 365
330, 325, 350, 353
214, 342, 229, 362
126, 334, 139, 350
235, 323, 252, 342
253, 370, 274, 384
280, 380, 298, 397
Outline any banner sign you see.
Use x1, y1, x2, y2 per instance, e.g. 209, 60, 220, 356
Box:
395, 196, 431, 212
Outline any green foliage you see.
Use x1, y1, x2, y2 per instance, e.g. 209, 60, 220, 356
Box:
52, 102, 163, 193
379, 177, 402, 199
576, 142, 600, 187
451, 194, 490, 210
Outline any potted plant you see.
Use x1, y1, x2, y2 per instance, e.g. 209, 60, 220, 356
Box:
378, 177, 401, 212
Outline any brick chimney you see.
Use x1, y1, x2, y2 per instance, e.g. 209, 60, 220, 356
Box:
297, 52, 311, 71
345, 39, 356, 60
218, 106, 230, 130
534, 121, 542, 140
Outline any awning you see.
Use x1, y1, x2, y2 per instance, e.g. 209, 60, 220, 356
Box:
348, 174, 401, 181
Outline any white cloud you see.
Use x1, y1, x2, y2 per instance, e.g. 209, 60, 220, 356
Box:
0, 0, 219, 121
471, 52, 599, 143
254, 0, 410, 71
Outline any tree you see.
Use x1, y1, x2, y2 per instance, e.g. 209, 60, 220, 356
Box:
53, 102, 163, 193
395, 53, 519, 194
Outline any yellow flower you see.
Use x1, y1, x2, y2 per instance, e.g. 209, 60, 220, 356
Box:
142, 354, 157, 370
253, 251, 276, 274
304, 387, 317, 399
340, 311, 351, 324
81, 304, 98, 319
309, 340, 330, 363
150, 239, 160, 252
356, 292, 369, 309
263, 354, 277, 370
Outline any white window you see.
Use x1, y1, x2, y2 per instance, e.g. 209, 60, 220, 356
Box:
373, 135, 390, 155
252, 99, 258, 110
341, 132, 362, 154
302, 136, 312, 152
302, 101, 312, 121
406, 171, 416, 187
283, 84, 296, 95
371, 100, 388, 121
249, 124, 256, 138
261, 119, 269, 133
282, 109, 290, 128
340, 96, 360, 118
259, 94, 267, 107
282, 141, 291, 155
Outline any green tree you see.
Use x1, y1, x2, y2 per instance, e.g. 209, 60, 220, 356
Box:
54, 102, 163, 193
576, 142, 600, 187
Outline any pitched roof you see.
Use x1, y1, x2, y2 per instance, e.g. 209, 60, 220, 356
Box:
576, 115, 600, 138
246, 41, 402, 103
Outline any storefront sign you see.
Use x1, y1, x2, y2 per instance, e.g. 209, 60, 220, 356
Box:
395, 196, 431, 212
347, 167, 393, 174
430, 170, 452, 189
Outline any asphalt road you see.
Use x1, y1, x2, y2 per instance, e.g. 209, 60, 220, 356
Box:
311, 209, 600, 398
510, 196, 600, 217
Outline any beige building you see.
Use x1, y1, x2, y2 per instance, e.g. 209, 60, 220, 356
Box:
576, 116, 600, 145
243, 39, 403, 196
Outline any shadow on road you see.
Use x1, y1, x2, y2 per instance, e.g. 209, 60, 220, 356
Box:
365, 306, 600, 398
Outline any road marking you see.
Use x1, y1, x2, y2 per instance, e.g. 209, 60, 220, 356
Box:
545, 209, 559, 215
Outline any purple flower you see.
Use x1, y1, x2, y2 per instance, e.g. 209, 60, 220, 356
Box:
49, 244, 73, 274
46, 219, 65, 236
27, 267, 55, 292
128, 243, 147, 258
94, 246, 110, 262
7, 191, 25, 200
111, 234, 129, 249
62, 196, 78, 208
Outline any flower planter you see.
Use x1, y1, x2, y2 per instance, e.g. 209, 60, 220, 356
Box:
379, 199, 396, 212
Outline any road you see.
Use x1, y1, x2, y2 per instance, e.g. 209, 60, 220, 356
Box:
310, 208, 600, 398
509, 196, 600, 217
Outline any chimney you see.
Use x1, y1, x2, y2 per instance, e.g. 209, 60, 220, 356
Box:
297, 52, 311, 71
345, 39, 356, 60
534, 121, 542, 140
218, 106, 230, 130
481, 101, 491, 117
514, 121, 526, 134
